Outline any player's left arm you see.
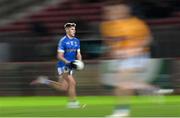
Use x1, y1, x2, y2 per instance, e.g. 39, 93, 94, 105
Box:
76, 39, 82, 61
77, 50, 82, 61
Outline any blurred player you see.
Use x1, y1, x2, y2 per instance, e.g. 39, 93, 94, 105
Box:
100, 2, 157, 117
31, 22, 82, 108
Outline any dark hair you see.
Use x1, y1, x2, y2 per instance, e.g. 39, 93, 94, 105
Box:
64, 22, 76, 28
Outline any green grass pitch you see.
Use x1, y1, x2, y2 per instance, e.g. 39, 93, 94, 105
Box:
0, 96, 180, 117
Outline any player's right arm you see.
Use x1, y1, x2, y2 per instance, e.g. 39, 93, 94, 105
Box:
57, 52, 70, 64
57, 38, 70, 64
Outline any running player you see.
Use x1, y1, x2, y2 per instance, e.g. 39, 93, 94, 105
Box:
100, 3, 156, 117
31, 22, 82, 108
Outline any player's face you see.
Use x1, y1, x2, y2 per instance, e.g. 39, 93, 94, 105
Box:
66, 27, 76, 37
103, 5, 131, 20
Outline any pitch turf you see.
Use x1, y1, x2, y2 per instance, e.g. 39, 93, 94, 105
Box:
0, 96, 180, 117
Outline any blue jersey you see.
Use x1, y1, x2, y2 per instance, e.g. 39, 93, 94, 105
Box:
57, 35, 80, 67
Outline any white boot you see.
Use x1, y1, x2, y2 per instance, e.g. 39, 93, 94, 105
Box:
30, 76, 50, 85
67, 101, 80, 109
107, 109, 130, 117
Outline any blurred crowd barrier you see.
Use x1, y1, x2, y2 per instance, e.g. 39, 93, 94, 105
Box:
0, 59, 178, 96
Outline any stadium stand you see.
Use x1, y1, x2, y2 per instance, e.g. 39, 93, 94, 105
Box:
0, 0, 180, 34
0, 0, 101, 34
0, 0, 66, 26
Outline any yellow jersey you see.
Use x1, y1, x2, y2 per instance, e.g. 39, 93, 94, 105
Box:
101, 17, 151, 51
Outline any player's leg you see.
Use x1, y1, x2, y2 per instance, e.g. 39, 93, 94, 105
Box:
110, 70, 134, 117
48, 75, 68, 91
65, 72, 80, 108
112, 87, 133, 117
66, 75, 77, 101
30, 75, 68, 91
108, 56, 147, 117
30, 67, 69, 91
110, 55, 160, 117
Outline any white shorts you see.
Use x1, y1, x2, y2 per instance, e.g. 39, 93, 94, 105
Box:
103, 54, 149, 73
100, 55, 162, 87
119, 54, 149, 71
57, 66, 73, 75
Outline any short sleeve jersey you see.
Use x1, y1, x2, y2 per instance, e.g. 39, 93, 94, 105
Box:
57, 35, 80, 67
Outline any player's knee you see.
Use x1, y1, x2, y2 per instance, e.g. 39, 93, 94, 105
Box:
69, 79, 76, 87
65, 75, 76, 87
70, 80, 76, 87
